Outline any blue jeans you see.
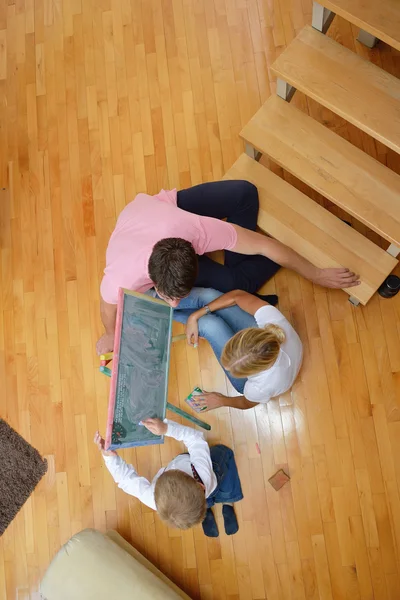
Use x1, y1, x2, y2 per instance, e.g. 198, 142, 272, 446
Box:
177, 180, 280, 292
207, 445, 243, 507
173, 288, 256, 393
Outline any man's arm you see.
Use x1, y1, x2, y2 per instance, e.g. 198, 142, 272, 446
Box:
96, 298, 118, 355
101, 297, 117, 333
231, 224, 360, 289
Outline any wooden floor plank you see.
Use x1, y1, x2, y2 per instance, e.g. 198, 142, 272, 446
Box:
1, 2, 400, 599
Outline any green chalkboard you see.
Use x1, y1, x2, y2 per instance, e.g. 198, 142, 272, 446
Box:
105, 289, 173, 449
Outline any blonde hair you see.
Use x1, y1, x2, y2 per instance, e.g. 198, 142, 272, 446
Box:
221, 324, 286, 378
154, 470, 206, 529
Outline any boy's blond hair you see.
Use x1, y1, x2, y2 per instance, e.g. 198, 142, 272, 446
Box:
221, 324, 286, 378
154, 470, 206, 529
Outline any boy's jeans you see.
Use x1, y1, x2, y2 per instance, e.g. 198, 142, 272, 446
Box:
173, 288, 256, 393
207, 444, 243, 507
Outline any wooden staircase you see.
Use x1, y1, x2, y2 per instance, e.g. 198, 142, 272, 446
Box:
240, 95, 400, 248
312, 0, 400, 51
224, 155, 397, 306
270, 26, 400, 155
225, 7, 400, 306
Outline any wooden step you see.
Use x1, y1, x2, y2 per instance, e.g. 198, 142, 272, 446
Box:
240, 95, 400, 248
315, 0, 400, 52
270, 25, 400, 154
223, 154, 397, 305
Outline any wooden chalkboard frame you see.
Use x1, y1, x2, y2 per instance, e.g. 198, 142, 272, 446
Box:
105, 288, 173, 450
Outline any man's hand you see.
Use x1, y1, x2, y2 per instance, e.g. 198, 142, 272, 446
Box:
141, 418, 168, 435
313, 268, 360, 289
98, 298, 117, 354
94, 431, 117, 456
186, 314, 200, 347
96, 332, 115, 356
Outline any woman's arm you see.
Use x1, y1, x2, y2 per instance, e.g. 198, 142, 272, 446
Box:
185, 290, 266, 346
193, 289, 266, 319
195, 391, 257, 411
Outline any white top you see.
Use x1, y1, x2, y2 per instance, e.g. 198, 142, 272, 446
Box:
103, 419, 217, 510
243, 305, 303, 404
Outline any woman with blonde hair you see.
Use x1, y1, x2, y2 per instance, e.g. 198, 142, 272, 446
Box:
185, 290, 303, 410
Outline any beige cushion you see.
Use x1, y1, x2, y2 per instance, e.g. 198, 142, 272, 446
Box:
40, 529, 191, 600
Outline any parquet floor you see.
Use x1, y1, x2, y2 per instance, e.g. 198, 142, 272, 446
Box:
1, 1, 400, 598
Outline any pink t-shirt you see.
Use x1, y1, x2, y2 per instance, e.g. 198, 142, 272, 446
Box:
100, 189, 238, 304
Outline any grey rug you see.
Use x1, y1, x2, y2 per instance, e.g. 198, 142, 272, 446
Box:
0, 419, 47, 535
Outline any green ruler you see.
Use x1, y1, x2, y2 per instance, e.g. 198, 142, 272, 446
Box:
166, 402, 211, 431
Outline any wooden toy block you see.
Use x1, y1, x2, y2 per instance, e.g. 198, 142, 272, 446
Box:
268, 469, 290, 491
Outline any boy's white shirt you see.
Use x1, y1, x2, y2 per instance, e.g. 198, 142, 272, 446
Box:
103, 419, 218, 511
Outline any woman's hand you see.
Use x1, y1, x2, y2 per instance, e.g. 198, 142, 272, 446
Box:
186, 314, 200, 347
141, 418, 168, 435
94, 431, 117, 456
194, 391, 227, 412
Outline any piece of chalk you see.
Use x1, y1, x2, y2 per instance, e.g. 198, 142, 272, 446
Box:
255, 443, 261, 455
194, 343, 198, 349
99, 366, 112, 377
100, 352, 114, 361
138, 421, 143, 426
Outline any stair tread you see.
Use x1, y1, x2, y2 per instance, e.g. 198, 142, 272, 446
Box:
223, 154, 397, 305
317, 0, 400, 51
240, 95, 400, 247
270, 25, 400, 154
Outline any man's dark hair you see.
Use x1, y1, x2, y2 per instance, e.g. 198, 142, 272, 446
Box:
148, 238, 198, 299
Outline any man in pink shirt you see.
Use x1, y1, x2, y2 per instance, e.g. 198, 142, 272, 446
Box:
97, 180, 359, 354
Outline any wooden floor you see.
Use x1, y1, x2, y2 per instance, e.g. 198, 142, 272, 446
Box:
1, 1, 400, 599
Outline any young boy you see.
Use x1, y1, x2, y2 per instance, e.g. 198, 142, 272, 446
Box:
94, 417, 243, 536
